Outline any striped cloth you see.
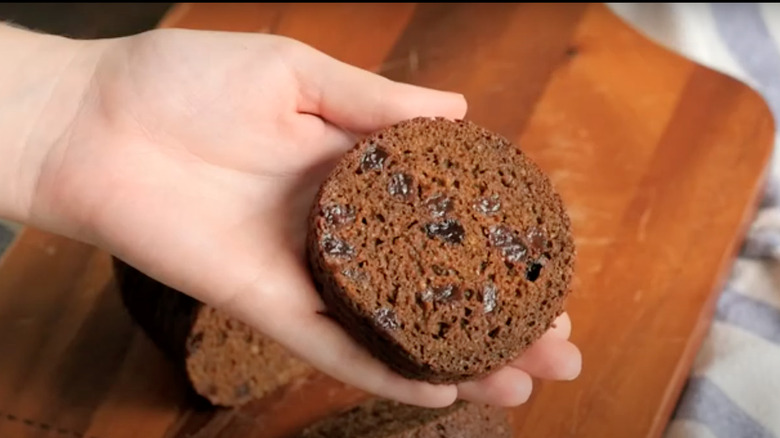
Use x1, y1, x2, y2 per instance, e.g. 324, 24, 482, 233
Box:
0, 221, 12, 254
609, 3, 780, 438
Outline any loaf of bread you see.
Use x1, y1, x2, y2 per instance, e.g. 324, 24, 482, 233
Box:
113, 258, 311, 407
292, 399, 511, 438
308, 117, 575, 383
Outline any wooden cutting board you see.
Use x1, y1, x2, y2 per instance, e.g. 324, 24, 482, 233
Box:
0, 3, 773, 438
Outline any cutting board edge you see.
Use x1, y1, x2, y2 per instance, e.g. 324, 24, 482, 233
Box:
650, 142, 773, 437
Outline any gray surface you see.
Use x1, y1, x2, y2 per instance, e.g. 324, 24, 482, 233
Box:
0, 224, 13, 255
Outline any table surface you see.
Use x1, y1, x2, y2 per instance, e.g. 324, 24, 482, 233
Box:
0, 3, 774, 438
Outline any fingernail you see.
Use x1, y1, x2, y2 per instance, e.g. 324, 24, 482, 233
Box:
564, 350, 582, 381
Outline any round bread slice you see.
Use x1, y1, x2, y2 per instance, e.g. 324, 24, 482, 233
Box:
293, 399, 510, 438
307, 117, 575, 383
113, 258, 312, 407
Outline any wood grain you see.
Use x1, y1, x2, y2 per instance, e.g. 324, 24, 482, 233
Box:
0, 3, 773, 438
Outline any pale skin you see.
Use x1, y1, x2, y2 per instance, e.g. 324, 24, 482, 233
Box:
0, 24, 581, 408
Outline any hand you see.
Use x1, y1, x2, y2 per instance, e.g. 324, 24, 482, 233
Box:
23, 28, 581, 407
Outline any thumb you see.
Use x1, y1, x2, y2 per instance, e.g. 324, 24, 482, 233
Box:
287, 40, 467, 133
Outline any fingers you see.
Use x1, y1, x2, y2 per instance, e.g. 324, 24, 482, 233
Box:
508, 311, 580, 381
455, 313, 579, 406
456, 337, 579, 406
287, 41, 467, 133
457, 367, 533, 406
511, 334, 581, 381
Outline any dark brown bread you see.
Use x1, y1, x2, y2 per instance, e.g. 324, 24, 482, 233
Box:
113, 258, 311, 407
292, 399, 511, 438
308, 117, 575, 383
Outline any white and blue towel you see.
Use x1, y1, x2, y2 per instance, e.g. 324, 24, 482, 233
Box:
0, 221, 12, 254
610, 3, 780, 437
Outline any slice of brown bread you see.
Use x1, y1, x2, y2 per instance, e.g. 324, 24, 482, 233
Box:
308, 117, 575, 383
292, 399, 510, 438
113, 258, 312, 407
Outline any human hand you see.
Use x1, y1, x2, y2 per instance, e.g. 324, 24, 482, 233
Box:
22, 28, 581, 407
